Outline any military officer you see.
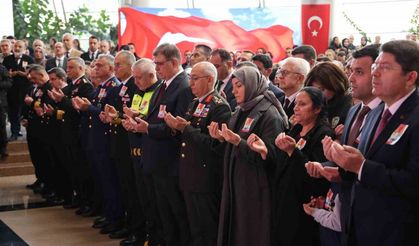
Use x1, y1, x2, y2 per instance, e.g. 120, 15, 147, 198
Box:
164, 61, 231, 246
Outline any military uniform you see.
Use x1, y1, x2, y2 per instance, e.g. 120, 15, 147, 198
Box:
85, 76, 124, 227
56, 76, 94, 206
180, 91, 231, 246
107, 76, 146, 239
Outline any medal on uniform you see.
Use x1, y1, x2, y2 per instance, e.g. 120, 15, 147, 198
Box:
201, 106, 210, 117
119, 85, 128, 97
241, 117, 254, 132
22, 61, 28, 68
72, 88, 79, 96
386, 124, 408, 145
296, 138, 307, 150
35, 89, 43, 98
193, 103, 205, 117
158, 105, 166, 118
98, 88, 106, 99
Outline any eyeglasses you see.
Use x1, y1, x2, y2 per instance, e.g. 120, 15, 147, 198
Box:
276, 69, 300, 77
371, 63, 399, 72
189, 75, 210, 82
154, 60, 170, 66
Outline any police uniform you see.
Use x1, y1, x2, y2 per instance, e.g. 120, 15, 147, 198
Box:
85, 76, 124, 227
180, 91, 231, 246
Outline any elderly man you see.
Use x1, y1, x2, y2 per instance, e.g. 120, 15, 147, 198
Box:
275, 57, 310, 118
3, 40, 34, 140
81, 36, 101, 62
62, 33, 82, 58
165, 61, 231, 246
99, 40, 111, 56
132, 43, 193, 246
72, 54, 123, 235
45, 42, 67, 71
0, 39, 12, 64
324, 40, 419, 246
100, 51, 146, 244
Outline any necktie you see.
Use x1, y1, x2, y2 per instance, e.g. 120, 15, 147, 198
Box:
90, 52, 94, 60
283, 98, 291, 109
57, 58, 62, 68
371, 109, 392, 145
217, 80, 224, 92
155, 82, 166, 105
347, 106, 371, 146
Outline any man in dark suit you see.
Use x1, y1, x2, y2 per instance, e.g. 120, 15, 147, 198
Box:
251, 54, 285, 102
81, 36, 100, 62
210, 48, 236, 109
3, 40, 34, 140
275, 57, 310, 119
164, 61, 231, 246
326, 40, 419, 246
132, 43, 193, 246
292, 45, 317, 69
45, 42, 67, 72
0, 64, 11, 157
305, 44, 381, 246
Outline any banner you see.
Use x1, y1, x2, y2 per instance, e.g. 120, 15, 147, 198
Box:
118, 7, 294, 62
301, 0, 331, 54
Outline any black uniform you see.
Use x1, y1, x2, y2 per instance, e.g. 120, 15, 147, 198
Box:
0, 65, 11, 155
180, 91, 231, 246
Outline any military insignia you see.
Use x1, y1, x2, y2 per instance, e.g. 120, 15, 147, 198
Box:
201, 106, 210, 117
386, 124, 408, 145
74, 79, 81, 85
241, 117, 254, 132
295, 138, 307, 150
331, 116, 340, 128
72, 88, 79, 95
158, 105, 166, 118
193, 103, 205, 117
35, 89, 43, 98
119, 85, 128, 97
98, 88, 106, 99
22, 61, 28, 68
111, 81, 116, 87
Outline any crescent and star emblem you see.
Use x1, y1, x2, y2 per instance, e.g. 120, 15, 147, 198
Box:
307, 16, 323, 37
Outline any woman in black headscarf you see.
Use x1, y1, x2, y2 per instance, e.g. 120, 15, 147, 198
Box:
209, 66, 287, 246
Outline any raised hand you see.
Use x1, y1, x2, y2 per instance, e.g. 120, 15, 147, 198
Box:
275, 132, 296, 156
208, 121, 225, 142
221, 123, 241, 146
247, 133, 268, 160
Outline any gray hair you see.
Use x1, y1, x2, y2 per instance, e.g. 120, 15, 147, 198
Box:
62, 33, 74, 40
193, 61, 218, 85
282, 57, 310, 77
1, 39, 11, 46
68, 57, 85, 68
97, 54, 115, 67
132, 58, 156, 75
116, 50, 136, 65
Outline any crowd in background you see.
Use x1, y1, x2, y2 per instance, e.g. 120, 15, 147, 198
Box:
0, 32, 418, 246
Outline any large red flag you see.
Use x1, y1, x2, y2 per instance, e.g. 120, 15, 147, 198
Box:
118, 7, 294, 62
301, 0, 331, 54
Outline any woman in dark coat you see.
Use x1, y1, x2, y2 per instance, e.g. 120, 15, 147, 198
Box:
249, 87, 333, 246
304, 62, 352, 129
209, 66, 287, 246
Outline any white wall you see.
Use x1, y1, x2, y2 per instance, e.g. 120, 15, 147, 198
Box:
0, 0, 15, 37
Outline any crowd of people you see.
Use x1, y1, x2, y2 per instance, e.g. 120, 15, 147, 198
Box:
0, 32, 418, 246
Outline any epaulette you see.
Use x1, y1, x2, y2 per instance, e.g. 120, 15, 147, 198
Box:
212, 95, 224, 104
81, 77, 89, 84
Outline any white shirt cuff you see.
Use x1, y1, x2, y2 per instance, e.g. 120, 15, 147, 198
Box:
357, 159, 366, 181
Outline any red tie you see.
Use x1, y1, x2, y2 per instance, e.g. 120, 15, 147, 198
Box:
371, 109, 392, 145
347, 106, 371, 146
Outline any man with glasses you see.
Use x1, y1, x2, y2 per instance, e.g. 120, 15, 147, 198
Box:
133, 43, 193, 246
165, 61, 231, 246
275, 57, 310, 118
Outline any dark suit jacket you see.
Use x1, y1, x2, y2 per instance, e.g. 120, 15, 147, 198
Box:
45, 56, 67, 72
349, 89, 419, 246
141, 71, 194, 176
179, 91, 231, 192
283, 98, 295, 119
81, 51, 100, 62
216, 77, 237, 110
268, 81, 285, 103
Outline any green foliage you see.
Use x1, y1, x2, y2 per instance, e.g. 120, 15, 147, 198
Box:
13, 0, 112, 43
342, 11, 371, 43
408, 4, 419, 35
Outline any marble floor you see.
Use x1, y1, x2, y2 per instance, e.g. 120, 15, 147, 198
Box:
0, 175, 121, 246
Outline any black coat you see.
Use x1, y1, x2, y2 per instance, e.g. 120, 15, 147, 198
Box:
271, 122, 332, 246
0, 65, 11, 107
179, 91, 231, 192
326, 94, 352, 128
45, 56, 68, 72
217, 98, 286, 246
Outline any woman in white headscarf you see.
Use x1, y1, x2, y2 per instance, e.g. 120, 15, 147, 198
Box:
209, 66, 287, 246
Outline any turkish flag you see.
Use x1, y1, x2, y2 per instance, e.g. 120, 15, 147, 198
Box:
301, 1, 331, 54
118, 7, 294, 62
